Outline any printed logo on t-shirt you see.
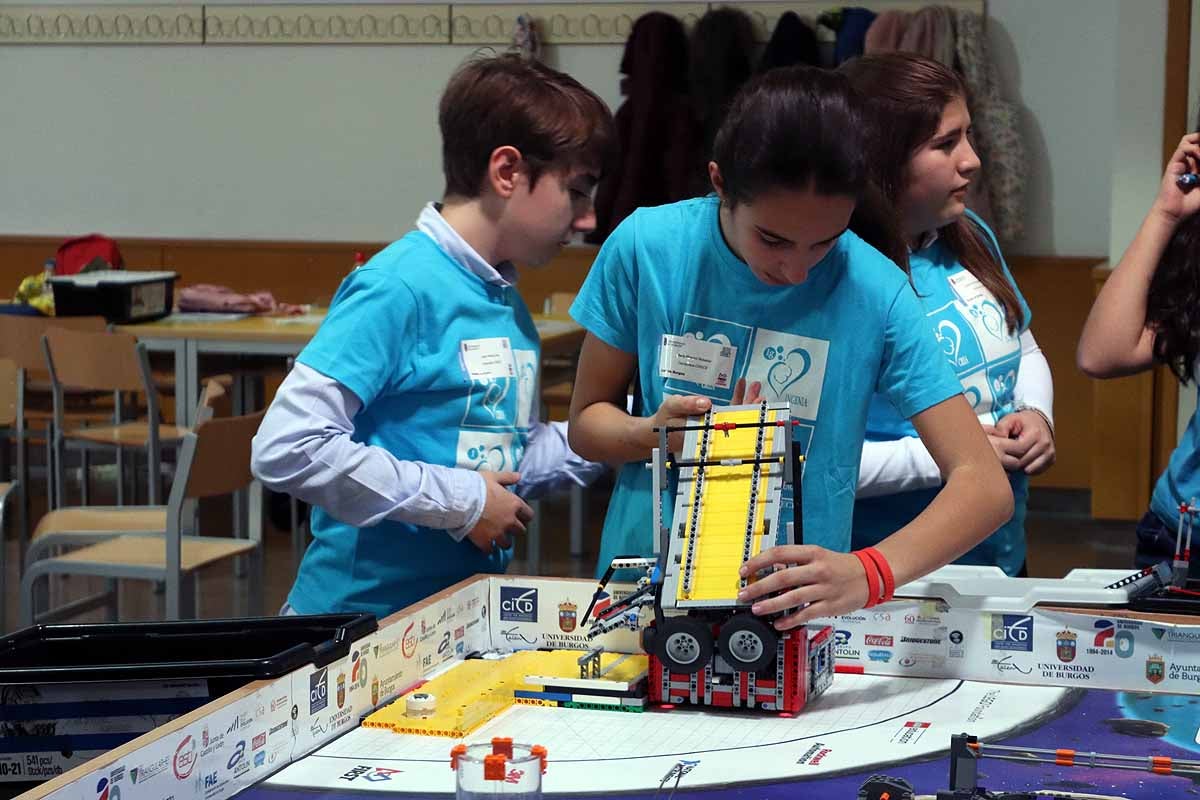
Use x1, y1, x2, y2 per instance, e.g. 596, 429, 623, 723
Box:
926, 273, 1020, 421
455, 431, 518, 472
462, 376, 513, 426
745, 328, 830, 421
929, 302, 986, 376
984, 353, 1019, 421
458, 349, 536, 433
513, 350, 537, 430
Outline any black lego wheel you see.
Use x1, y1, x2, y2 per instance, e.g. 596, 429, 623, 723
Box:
655, 617, 714, 674
640, 624, 658, 655
717, 613, 778, 673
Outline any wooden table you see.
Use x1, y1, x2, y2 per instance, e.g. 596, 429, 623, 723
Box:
118, 312, 585, 427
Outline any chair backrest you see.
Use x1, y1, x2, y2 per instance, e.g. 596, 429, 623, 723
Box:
194, 377, 231, 423
0, 358, 16, 428
175, 409, 267, 500
0, 315, 106, 373
42, 327, 147, 393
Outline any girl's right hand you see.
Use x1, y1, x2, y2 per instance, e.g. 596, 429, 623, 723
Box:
1154, 133, 1200, 223
646, 380, 760, 454
649, 394, 711, 454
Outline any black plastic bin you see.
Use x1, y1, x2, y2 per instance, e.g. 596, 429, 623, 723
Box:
48, 270, 179, 323
0, 614, 376, 789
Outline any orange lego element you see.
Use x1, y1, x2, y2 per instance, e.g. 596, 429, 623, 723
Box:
483, 754, 507, 781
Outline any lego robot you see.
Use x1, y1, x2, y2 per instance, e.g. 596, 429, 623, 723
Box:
583, 401, 835, 713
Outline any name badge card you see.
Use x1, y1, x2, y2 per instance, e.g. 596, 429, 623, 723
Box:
948, 270, 989, 306
658, 334, 736, 389
461, 337, 516, 381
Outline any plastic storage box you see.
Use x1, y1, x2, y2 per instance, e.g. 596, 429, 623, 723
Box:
0, 614, 376, 786
48, 270, 179, 323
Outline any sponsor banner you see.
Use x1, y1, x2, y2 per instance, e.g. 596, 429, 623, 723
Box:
814, 594, 1200, 694
488, 577, 640, 654
31, 574, 1200, 800
292, 652, 351, 759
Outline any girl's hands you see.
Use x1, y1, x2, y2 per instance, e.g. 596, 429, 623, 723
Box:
1153, 133, 1200, 224
736, 545, 870, 630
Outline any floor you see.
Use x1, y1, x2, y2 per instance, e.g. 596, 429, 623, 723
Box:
0, 461, 1142, 633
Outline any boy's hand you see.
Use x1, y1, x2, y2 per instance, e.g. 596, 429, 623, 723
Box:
993, 411, 1055, 475
466, 471, 533, 552
736, 545, 869, 629
649, 394, 711, 454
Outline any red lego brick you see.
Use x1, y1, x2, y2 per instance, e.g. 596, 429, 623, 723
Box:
484, 755, 507, 781
649, 656, 665, 703
709, 689, 733, 708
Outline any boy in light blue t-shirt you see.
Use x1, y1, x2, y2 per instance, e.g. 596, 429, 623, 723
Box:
251, 55, 615, 618
569, 66, 1014, 630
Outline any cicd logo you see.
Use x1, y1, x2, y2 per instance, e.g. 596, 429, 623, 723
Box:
309, 667, 329, 714
499, 586, 538, 623
173, 735, 197, 779
401, 622, 418, 659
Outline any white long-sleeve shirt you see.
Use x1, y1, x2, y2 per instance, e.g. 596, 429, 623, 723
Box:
856, 329, 1053, 498
251, 203, 606, 540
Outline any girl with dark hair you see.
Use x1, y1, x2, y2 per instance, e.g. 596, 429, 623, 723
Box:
842, 53, 1054, 578
567, 65, 1012, 626
1078, 131, 1200, 568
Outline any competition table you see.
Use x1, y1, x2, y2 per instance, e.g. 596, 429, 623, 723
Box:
14, 574, 1200, 800
116, 313, 585, 428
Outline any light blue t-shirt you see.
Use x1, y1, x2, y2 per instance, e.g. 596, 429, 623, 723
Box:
289, 231, 540, 617
851, 213, 1032, 576
1152, 385, 1200, 528
570, 196, 964, 575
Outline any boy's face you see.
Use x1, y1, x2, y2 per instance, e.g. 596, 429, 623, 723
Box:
507, 165, 599, 266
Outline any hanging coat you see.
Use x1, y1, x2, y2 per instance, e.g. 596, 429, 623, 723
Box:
587, 12, 698, 243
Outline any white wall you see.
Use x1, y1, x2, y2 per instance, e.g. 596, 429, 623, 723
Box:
1107, 0, 1168, 265
0, 0, 1167, 256
985, 0, 1119, 257
0, 42, 623, 241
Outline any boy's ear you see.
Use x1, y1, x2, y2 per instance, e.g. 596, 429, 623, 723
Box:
486, 145, 524, 199
707, 161, 726, 202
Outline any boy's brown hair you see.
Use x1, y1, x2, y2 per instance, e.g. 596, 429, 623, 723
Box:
439, 54, 616, 198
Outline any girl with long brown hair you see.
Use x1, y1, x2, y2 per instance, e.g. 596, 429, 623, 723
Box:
1079, 130, 1200, 572
842, 53, 1055, 576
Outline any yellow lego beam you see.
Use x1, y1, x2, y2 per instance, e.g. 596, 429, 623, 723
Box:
363, 650, 648, 738
678, 408, 777, 602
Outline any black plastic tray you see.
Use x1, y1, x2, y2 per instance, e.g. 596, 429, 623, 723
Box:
0, 614, 376, 685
